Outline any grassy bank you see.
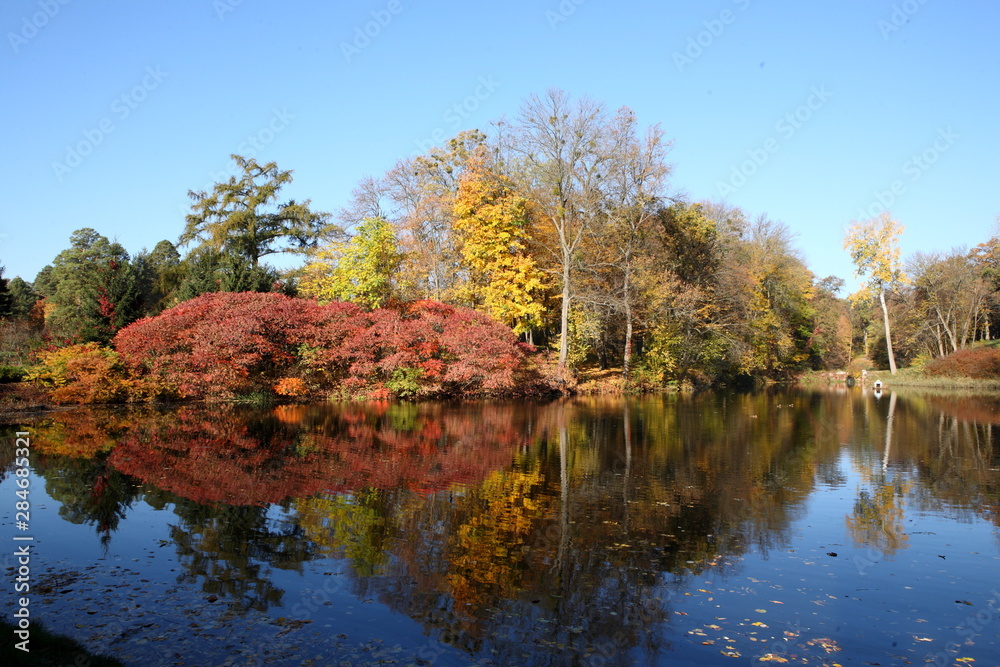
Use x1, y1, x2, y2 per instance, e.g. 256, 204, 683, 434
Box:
872, 366, 1000, 391
797, 367, 1000, 391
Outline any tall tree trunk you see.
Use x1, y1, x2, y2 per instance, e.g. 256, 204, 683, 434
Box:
935, 306, 958, 353
623, 301, 633, 381
879, 288, 897, 375
558, 260, 571, 367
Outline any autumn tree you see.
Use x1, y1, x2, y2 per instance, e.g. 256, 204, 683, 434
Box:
299, 217, 404, 309
180, 154, 333, 270
906, 252, 980, 355
809, 276, 852, 369
591, 107, 672, 378
728, 215, 815, 376
511, 90, 610, 367
640, 202, 727, 383
452, 147, 547, 335
344, 131, 487, 301
970, 230, 1000, 339
844, 213, 906, 374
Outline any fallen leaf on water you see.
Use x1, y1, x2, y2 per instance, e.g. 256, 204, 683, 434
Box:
955, 659, 975, 663
759, 655, 789, 663
752, 621, 768, 627
913, 636, 933, 642
720, 650, 741, 658
806, 637, 842, 653
755, 609, 767, 613
706, 624, 722, 630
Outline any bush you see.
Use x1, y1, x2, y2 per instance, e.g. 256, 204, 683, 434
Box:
0, 365, 26, 383
112, 293, 544, 402
924, 347, 1000, 379
114, 292, 354, 400
26, 343, 173, 404
26, 343, 128, 403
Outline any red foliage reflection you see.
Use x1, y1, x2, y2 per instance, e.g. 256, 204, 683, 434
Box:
105, 403, 526, 505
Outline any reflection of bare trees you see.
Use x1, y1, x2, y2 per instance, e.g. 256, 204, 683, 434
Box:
846, 388, 1000, 560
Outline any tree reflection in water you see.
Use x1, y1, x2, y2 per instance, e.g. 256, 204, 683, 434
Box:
20, 388, 1000, 663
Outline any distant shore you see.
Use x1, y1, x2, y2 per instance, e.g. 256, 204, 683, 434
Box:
796, 368, 1000, 392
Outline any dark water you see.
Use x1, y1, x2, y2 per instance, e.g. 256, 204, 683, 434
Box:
2, 388, 999, 666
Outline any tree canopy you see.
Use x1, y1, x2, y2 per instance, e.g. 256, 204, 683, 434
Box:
180, 154, 333, 268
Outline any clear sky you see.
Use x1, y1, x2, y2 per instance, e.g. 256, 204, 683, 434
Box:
2, 0, 997, 293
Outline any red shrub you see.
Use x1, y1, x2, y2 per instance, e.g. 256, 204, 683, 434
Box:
112, 292, 543, 401
114, 292, 360, 399
924, 347, 1000, 379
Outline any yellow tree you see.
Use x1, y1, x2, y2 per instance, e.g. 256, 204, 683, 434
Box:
844, 212, 906, 374
452, 148, 547, 335
299, 217, 403, 308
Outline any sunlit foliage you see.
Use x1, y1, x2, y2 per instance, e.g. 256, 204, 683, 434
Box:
110, 292, 544, 402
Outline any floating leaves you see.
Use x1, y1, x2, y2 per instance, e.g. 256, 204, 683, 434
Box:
806, 637, 842, 654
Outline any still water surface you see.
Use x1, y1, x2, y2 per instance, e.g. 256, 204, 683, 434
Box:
2, 388, 999, 666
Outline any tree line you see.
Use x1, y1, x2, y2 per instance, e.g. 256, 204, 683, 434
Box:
3, 89, 999, 387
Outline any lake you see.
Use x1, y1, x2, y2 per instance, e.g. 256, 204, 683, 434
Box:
2, 387, 999, 666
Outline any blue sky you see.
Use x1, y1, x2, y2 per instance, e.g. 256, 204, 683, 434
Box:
2, 0, 997, 293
